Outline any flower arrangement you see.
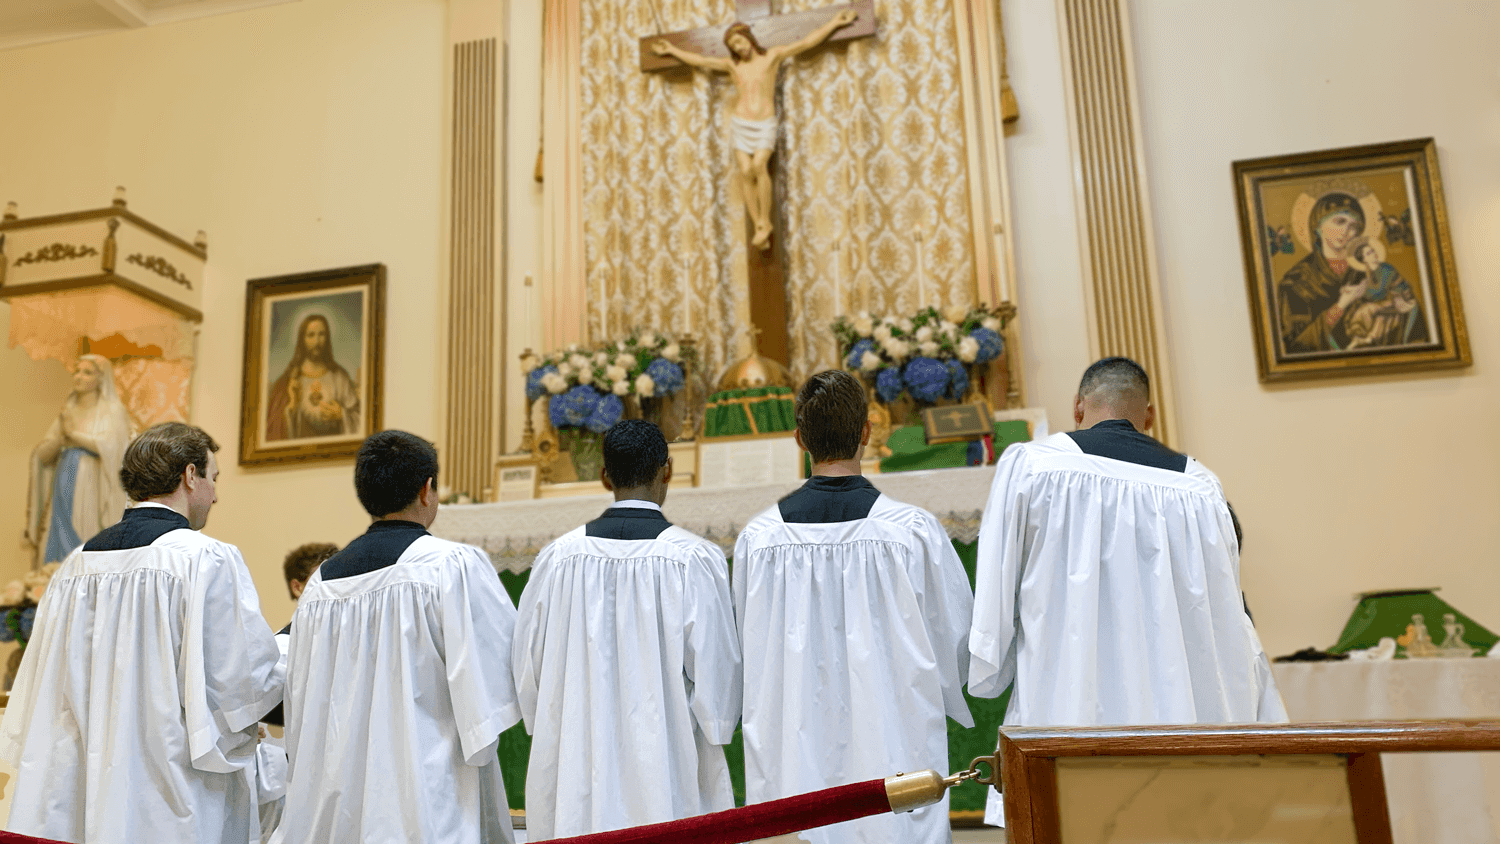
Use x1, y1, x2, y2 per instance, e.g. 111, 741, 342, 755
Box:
833, 306, 1006, 405
520, 331, 694, 434
0, 563, 59, 649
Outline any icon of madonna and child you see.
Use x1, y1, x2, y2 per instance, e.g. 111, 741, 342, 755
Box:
1274, 186, 1435, 357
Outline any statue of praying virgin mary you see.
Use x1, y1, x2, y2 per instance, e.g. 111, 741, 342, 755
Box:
25, 354, 135, 568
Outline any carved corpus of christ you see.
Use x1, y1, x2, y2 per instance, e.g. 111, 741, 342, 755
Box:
649, 8, 858, 250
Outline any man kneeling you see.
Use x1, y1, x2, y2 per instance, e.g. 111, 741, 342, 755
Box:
513, 420, 741, 839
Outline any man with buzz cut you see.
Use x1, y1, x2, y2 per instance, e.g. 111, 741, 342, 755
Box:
274, 430, 521, 844
513, 419, 741, 840
734, 370, 974, 844
969, 357, 1286, 827
0, 422, 285, 844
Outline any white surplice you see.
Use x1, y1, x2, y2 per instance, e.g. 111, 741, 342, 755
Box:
513, 521, 742, 839
969, 433, 1287, 823
733, 494, 974, 844
0, 526, 285, 844
275, 536, 520, 844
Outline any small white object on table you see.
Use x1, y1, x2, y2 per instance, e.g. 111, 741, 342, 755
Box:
1272, 658, 1500, 843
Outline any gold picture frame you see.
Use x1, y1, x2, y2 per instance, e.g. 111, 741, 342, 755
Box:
239, 264, 385, 466
1233, 138, 1470, 383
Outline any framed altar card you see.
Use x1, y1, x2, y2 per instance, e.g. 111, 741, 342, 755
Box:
493, 454, 540, 502
240, 264, 385, 466
1233, 138, 1469, 383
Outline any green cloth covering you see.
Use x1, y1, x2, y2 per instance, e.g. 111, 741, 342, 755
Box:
1328, 589, 1497, 655
491, 537, 1005, 812
701, 386, 796, 438
878, 419, 1032, 474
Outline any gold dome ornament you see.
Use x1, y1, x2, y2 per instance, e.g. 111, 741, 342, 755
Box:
715, 352, 795, 393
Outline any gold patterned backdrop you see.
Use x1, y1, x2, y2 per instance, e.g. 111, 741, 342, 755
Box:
580, 0, 749, 387
579, 0, 977, 383
776, 0, 976, 381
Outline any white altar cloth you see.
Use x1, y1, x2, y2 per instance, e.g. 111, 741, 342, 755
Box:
1272, 658, 1500, 843
431, 466, 997, 572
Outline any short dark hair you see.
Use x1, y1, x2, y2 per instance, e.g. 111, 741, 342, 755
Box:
602, 420, 669, 489
283, 542, 338, 599
120, 423, 219, 501
1077, 357, 1150, 401
795, 370, 868, 464
354, 430, 438, 517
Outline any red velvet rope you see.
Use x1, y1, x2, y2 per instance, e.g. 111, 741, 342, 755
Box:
536, 778, 892, 844
0, 832, 75, 844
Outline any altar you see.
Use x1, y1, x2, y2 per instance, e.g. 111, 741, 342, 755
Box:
432, 464, 996, 572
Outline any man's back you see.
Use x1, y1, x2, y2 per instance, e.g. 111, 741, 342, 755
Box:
733, 476, 973, 844
970, 432, 1284, 725
279, 528, 518, 844
0, 507, 284, 844
513, 507, 741, 839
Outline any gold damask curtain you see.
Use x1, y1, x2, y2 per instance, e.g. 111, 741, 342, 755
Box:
579, 0, 750, 384
776, 0, 976, 380
578, 0, 977, 382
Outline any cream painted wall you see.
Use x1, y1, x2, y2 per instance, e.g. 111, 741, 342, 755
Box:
1002, 0, 1500, 658
0, 0, 449, 628
1127, 0, 1500, 658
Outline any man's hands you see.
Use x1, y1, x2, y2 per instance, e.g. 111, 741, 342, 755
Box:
651, 39, 672, 56
834, 9, 858, 26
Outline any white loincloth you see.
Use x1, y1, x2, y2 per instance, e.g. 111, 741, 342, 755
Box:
731, 115, 778, 153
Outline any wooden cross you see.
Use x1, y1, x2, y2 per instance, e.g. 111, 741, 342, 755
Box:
638, 0, 877, 367
638, 0, 876, 73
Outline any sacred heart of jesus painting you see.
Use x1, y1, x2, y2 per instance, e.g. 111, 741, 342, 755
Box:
239, 264, 385, 466
1232, 138, 1469, 383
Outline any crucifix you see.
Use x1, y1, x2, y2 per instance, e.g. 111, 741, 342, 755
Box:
640, 0, 877, 366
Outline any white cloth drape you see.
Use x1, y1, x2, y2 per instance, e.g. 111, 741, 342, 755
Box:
0, 530, 284, 844
513, 525, 741, 839
733, 495, 973, 844
1274, 659, 1500, 844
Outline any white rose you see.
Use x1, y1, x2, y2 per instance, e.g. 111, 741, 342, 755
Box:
661, 343, 681, 362
882, 339, 910, 361
606, 365, 627, 382
612, 380, 630, 396
853, 316, 875, 337
577, 368, 594, 385
873, 325, 892, 343
640, 331, 657, 347
557, 362, 574, 378
982, 316, 1001, 332
940, 320, 957, 333
23, 571, 49, 604
39, 563, 60, 578
594, 352, 610, 367
543, 372, 569, 394
615, 353, 638, 371
635, 373, 656, 397
0, 580, 25, 606
919, 341, 940, 357
958, 336, 980, 363
569, 353, 590, 370
519, 354, 540, 374
916, 325, 934, 342
859, 351, 882, 372
898, 318, 914, 332
567, 343, 581, 353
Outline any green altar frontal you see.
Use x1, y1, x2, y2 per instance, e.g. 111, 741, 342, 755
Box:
701, 386, 796, 438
